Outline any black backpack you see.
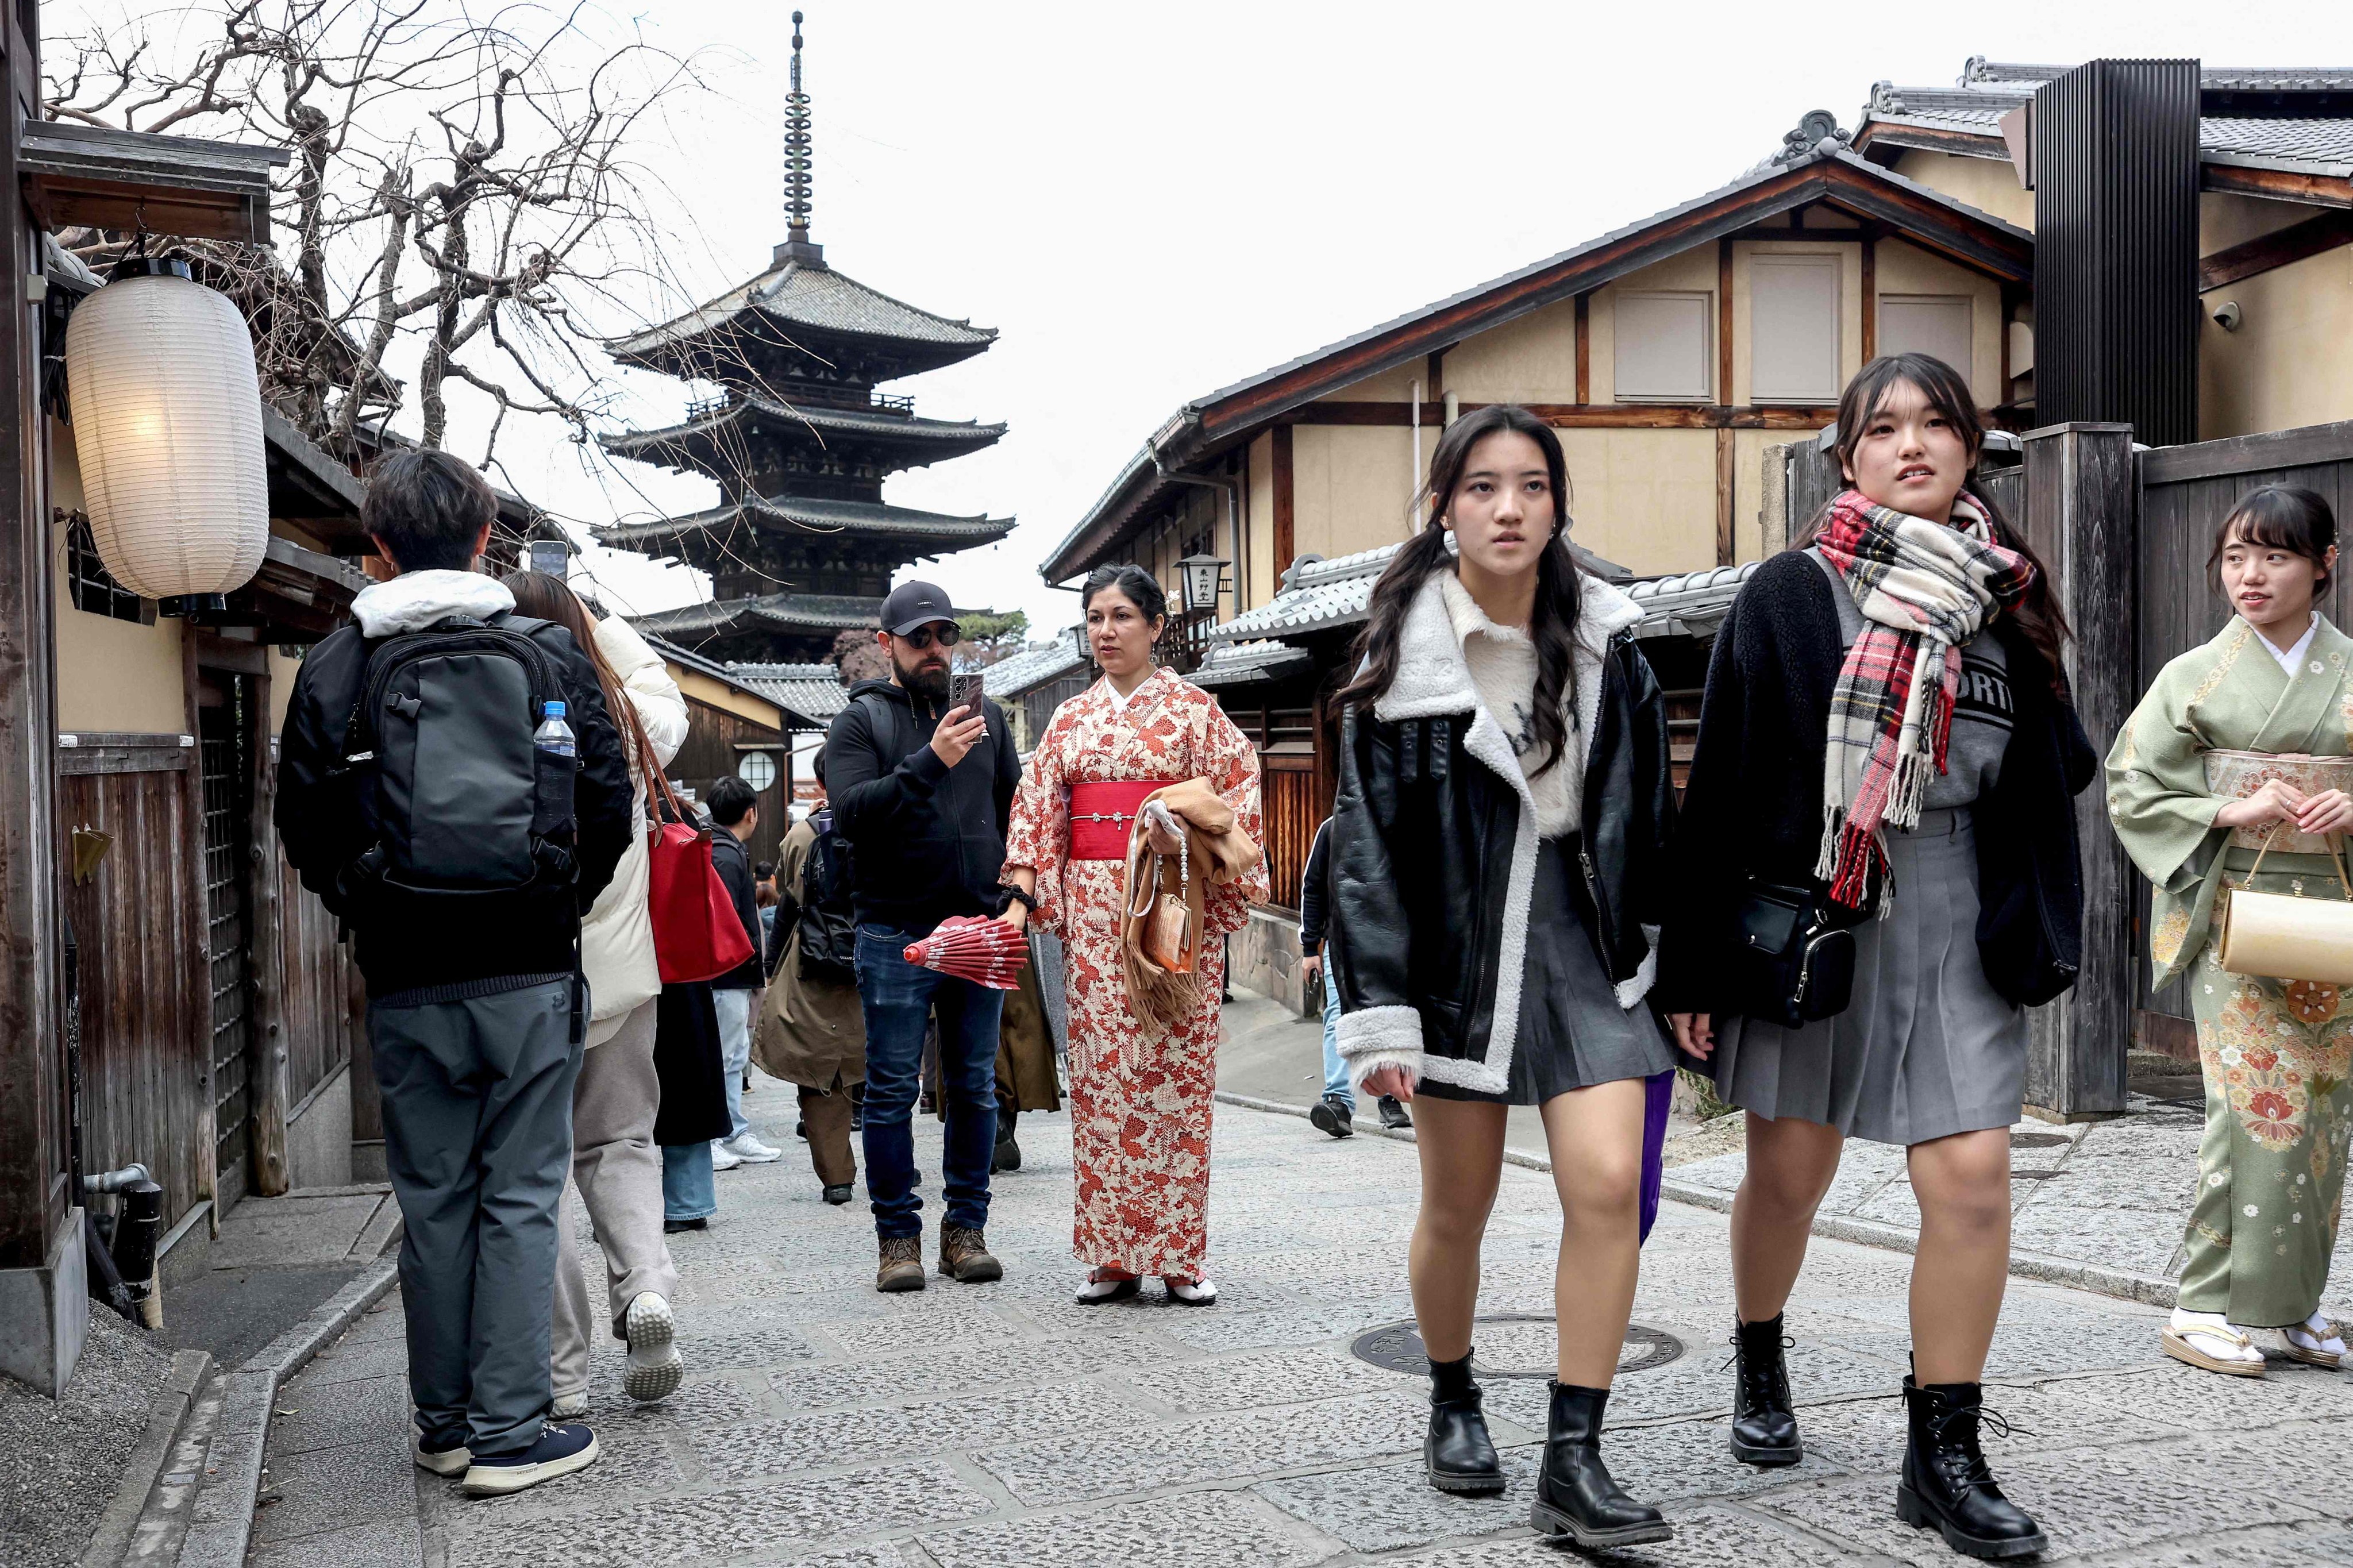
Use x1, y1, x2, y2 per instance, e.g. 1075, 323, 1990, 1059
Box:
795, 807, 857, 985
334, 613, 579, 900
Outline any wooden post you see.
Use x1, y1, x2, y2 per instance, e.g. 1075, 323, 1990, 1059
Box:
0, 29, 73, 1388
1271, 424, 1295, 583
1716, 238, 1735, 406
180, 635, 217, 1227
242, 662, 290, 1197
1573, 293, 1590, 407
1860, 234, 1878, 363
2020, 421, 2138, 1119
1714, 427, 1736, 566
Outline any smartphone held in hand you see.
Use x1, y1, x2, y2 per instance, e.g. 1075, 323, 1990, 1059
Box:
950, 669, 985, 716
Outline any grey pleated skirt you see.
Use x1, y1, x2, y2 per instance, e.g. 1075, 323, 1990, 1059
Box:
1420, 837, 1677, 1107
1715, 807, 2025, 1146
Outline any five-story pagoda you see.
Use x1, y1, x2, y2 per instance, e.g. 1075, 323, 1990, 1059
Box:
598, 12, 1011, 662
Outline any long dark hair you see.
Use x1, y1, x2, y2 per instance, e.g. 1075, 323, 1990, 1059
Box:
1336, 403, 1583, 775
502, 569, 660, 784
1793, 352, 2073, 691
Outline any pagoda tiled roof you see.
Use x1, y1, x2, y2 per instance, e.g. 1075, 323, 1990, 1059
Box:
595, 494, 1014, 552
602, 396, 1006, 468
610, 257, 995, 375
628, 591, 884, 641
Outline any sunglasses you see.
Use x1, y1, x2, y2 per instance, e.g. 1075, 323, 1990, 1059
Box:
894, 624, 962, 650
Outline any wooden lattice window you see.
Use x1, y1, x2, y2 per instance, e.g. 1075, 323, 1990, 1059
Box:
62, 510, 153, 625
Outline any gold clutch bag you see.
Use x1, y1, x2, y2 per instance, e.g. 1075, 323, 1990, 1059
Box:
2217, 826, 2353, 984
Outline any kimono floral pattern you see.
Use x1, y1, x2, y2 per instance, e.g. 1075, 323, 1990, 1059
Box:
1004, 667, 1266, 1278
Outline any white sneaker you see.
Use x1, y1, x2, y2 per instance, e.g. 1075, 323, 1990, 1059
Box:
549, 1390, 588, 1419
721, 1133, 782, 1165
621, 1292, 684, 1402
709, 1140, 744, 1172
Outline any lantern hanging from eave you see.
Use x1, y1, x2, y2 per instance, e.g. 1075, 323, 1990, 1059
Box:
64, 258, 269, 615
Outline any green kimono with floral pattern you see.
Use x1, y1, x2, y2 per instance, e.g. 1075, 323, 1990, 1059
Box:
2107, 615, 2353, 1327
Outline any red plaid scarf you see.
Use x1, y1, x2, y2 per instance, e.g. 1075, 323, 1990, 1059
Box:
1813, 490, 2034, 908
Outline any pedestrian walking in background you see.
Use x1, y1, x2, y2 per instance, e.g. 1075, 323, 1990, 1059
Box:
2108, 486, 2352, 1377
1301, 819, 1411, 1139
705, 776, 781, 1170
754, 752, 867, 1205
1661, 355, 2093, 1561
654, 973, 730, 1233
1002, 565, 1268, 1308
825, 580, 1023, 1292
1326, 406, 1678, 1548
502, 571, 691, 1417
278, 450, 632, 1497
988, 949, 1064, 1172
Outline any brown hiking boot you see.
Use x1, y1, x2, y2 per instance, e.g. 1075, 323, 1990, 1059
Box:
876, 1234, 925, 1293
938, 1224, 1003, 1284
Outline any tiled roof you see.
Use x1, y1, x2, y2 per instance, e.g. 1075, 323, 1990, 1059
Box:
1188, 641, 1315, 689
1859, 59, 2353, 176
630, 591, 883, 640
1204, 552, 1761, 647
611, 259, 995, 361
603, 397, 1006, 464
595, 495, 1012, 550
984, 629, 1091, 699
724, 662, 851, 725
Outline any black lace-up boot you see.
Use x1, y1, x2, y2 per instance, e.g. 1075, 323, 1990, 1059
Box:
1423, 1351, 1504, 1494
1897, 1376, 2048, 1559
1728, 1313, 1803, 1465
1530, 1381, 1671, 1547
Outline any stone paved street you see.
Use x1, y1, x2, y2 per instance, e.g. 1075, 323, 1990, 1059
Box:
250, 1069, 2353, 1567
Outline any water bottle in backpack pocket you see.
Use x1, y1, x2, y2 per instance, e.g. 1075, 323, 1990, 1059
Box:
337, 615, 579, 900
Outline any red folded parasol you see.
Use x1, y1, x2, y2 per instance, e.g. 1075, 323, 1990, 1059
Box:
903, 915, 1029, 991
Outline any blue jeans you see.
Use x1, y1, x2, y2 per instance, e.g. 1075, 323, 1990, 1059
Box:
1320, 968, 1353, 1108
714, 988, 753, 1142
856, 922, 1003, 1238
661, 1141, 715, 1222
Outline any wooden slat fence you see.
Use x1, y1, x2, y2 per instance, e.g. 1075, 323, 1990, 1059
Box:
278, 853, 360, 1114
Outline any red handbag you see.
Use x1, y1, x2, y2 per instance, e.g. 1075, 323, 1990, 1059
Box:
645, 768, 757, 984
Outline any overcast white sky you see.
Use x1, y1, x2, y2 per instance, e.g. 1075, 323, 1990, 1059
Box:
119, 0, 2353, 640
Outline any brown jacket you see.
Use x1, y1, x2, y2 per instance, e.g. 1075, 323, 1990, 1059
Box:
753, 819, 865, 1090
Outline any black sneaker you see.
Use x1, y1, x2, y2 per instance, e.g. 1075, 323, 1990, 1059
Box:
1378, 1096, 1413, 1130
460, 1422, 598, 1496
993, 1129, 1022, 1173
663, 1217, 708, 1235
822, 1184, 854, 1205
1308, 1095, 1355, 1139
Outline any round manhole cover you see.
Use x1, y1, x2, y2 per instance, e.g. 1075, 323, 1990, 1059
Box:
1350, 1313, 1684, 1380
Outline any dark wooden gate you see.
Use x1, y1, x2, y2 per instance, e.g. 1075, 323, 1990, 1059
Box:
199, 674, 257, 1205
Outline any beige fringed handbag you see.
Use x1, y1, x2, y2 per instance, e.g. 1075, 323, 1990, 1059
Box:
2206, 750, 2353, 983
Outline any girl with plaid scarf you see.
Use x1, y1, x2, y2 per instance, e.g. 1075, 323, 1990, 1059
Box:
1658, 355, 2095, 1561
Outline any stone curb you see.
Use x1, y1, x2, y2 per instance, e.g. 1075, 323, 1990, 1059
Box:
1214, 1089, 2185, 1311
163, 1255, 400, 1568
80, 1349, 211, 1568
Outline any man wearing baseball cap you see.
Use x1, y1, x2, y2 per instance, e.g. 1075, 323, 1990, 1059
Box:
822, 581, 1023, 1292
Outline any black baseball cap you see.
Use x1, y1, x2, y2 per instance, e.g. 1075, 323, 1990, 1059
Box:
880, 580, 955, 637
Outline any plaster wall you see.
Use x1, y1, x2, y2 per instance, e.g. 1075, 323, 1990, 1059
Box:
1246, 431, 1275, 610
1314, 362, 1421, 402
2199, 191, 2316, 254
1890, 148, 2035, 229
2198, 240, 2353, 441
1556, 428, 1717, 575
49, 421, 187, 735
1441, 294, 1581, 404
1291, 423, 1420, 565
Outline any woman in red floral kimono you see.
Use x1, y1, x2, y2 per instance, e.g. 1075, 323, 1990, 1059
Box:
1003, 565, 1268, 1305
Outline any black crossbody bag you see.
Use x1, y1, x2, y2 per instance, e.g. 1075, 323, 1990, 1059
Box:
1732, 880, 1860, 1028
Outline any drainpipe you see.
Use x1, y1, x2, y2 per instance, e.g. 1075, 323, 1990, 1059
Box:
1410, 380, 1423, 535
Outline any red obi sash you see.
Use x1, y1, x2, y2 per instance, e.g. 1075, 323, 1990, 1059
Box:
1068, 780, 1173, 861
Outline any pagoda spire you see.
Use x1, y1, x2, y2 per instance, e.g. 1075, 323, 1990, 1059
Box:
775, 10, 824, 267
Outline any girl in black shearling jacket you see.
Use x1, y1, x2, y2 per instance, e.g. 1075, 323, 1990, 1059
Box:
1325, 405, 1678, 1551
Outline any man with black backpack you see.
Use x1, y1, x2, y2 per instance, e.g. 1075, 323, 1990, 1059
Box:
824, 580, 1023, 1293
753, 750, 865, 1204
277, 450, 631, 1498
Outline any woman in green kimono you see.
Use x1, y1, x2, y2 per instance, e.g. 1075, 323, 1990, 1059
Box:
2108, 484, 2352, 1376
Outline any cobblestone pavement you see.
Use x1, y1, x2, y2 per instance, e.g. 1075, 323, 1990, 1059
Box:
1669, 1093, 2353, 1320
251, 1075, 2353, 1567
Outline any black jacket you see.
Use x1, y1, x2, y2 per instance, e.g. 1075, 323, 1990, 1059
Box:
823, 680, 1022, 934
1327, 576, 1677, 1087
1654, 550, 2098, 1015
710, 825, 764, 991
277, 595, 631, 1000
1299, 819, 1333, 956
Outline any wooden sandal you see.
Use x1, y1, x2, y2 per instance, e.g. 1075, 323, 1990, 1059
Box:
2162, 1319, 2267, 1377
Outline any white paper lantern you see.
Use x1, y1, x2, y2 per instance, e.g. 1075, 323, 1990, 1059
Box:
65, 260, 269, 609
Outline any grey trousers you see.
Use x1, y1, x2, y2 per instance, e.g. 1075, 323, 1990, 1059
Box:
552, 999, 679, 1400
371, 975, 580, 1458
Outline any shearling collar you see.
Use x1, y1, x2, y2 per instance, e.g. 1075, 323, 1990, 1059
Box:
1373, 568, 1643, 725
352, 569, 515, 637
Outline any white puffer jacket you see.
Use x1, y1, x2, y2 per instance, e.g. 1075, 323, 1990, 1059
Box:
581, 617, 689, 1047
